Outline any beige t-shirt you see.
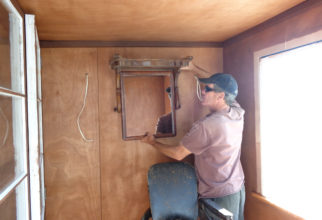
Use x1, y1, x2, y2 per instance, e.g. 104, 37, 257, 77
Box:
182, 102, 245, 198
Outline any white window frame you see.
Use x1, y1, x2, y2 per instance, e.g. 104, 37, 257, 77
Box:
0, 0, 29, 219
26, 14, 45, 220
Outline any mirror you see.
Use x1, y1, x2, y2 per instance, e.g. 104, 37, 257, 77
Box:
111, 55, 192, 140
121, 72, 175, 140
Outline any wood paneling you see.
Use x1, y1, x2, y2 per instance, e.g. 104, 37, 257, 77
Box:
41, 47, 222, 219
223, 1, 322, 219
41, 48, 101, 220
17, 0, 304, 42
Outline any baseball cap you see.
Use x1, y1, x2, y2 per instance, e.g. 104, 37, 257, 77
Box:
198, 73, 238, 97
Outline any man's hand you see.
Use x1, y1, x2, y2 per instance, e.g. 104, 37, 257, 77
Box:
141, 132, 192, 161
141, 132, 156, 146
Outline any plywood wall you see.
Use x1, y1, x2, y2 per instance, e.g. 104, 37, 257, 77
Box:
223, 1, 322, 219
41, 48, 101, 220
41, 47, 223, 220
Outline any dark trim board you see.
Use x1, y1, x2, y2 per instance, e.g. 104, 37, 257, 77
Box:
40, 41, 223, 48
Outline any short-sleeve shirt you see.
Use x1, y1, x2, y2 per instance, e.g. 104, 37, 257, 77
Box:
182, 102, 245, 198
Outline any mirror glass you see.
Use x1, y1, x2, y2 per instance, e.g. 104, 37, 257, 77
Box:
121, 72, 175, 140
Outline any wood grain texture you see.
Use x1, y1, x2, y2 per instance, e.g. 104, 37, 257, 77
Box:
41, 48, 101, 220
97, 47, 222, 219
17, 0, 304, 42
40, 46, 222, 219
223, 1, 322, 219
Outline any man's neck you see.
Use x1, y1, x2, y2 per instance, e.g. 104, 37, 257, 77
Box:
209, 103, 229, 113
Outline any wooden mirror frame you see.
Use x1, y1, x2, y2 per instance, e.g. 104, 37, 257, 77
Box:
110, 54, 192, 140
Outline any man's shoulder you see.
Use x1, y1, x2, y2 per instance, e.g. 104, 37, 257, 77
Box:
193, 114, 226, 132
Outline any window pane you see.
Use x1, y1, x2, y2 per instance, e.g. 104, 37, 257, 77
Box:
0, 3, 24, 94
0, 187, 16, 220
0, 3, 11, 89
0, 178, 29, 220
260, 41, 322, 220
0, 95, 27, 192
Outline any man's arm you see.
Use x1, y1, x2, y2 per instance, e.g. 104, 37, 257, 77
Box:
141, 133, 192, 161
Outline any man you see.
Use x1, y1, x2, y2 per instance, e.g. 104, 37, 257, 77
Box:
142, 73, 245, 220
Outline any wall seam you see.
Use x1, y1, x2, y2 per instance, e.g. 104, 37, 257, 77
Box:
96, 48, 103, 220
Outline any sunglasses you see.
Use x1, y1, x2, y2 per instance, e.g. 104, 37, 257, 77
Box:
204, 85, 216, 93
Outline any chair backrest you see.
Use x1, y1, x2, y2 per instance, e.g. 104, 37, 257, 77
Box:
147, 162, 198, 220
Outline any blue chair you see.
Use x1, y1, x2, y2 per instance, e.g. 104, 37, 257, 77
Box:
141, 162, 233, 220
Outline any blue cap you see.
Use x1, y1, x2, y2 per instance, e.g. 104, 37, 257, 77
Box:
198, 73, 238, 97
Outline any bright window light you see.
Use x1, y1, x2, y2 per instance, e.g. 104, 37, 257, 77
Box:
259, 41, 322, 220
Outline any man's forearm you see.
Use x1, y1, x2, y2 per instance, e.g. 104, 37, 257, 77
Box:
151, 141, 191, 161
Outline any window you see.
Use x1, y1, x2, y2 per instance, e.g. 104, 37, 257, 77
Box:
0, 1, 29, 219
258, 40, 322, 220
1, 2, 44, 220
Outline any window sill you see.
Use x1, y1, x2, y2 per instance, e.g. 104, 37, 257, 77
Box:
250, 192, 304, 220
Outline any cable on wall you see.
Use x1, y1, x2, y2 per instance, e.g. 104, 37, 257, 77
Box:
185, 62, 211, 102
77, 73, 94, 142
191, 62, 212, 75
194, 76, 204, 102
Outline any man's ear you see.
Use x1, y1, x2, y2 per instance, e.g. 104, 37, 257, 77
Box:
217, 92, 225, 100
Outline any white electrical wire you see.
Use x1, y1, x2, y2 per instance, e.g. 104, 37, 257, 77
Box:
188, 62, 213, 102
77, 73, 94, 142
181, 61, 211, 102
194, 76, 204, 102
0, 106, 9, 147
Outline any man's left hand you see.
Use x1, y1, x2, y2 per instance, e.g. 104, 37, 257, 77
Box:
141, 132, 156, 146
